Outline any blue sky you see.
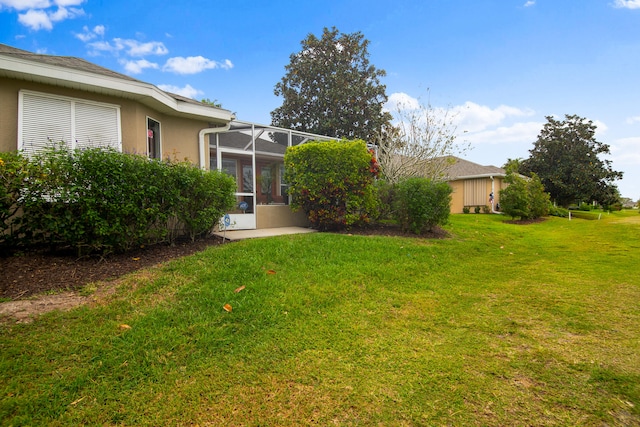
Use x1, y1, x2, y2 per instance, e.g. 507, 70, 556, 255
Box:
2, 0, 639, 200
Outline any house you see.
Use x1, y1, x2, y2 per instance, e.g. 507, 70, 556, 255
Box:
1, 43, 505, 231
442, 157, 507, 213
0, 43, 234, 165
1, 44, 337, 230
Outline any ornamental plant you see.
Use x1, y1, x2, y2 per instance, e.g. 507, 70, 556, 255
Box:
0, 151, 33, 249
393, 177, 452, 234
284, 139, 379, 231
13, 146, 235, 254
168, 161, 236, 242
499, 169, 550, 220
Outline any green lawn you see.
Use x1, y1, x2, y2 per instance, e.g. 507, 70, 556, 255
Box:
1, 211, 639, 426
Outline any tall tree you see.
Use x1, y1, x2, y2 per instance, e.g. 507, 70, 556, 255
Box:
271, 27, 391, 143
520, 114, 623, 207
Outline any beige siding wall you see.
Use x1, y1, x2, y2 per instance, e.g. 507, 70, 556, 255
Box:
0, 76, 209, 166
449, 177, 506, 213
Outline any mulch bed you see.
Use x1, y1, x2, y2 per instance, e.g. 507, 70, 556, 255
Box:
1, 236, 223, 300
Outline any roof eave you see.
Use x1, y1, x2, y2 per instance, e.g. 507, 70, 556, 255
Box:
0, 54, 234, 124
448, 173, 507, 181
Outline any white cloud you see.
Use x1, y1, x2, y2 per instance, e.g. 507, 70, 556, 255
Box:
611, 136, 640, 165
88, 38, 168, 57
0, 0, 84, 9
162, 56, 233, 74
593, 120, 609, 136
385, 92, 421, 112
157, 84, 203, 99
120, 59, 159, 74
17, 8, 51, 30
113, 38, 168, 56
75, 24, 104, 42
524, 1, 535, 7
462, 121, 543, 145
4, 0, 85, 30
612, 0, 640, 9
0, 0, 51, 9
625, 116, 640, 124
452, 101, 535, 133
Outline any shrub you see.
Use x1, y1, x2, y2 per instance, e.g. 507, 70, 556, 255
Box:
169, 162, 236, 241
373, 179, 396, 221
548, 205, 569, 217
500, 171, 549, 220
474, 206, 481, 214
0, 151, 32, 249
284, 140, 379, 231
393, 177, 452, 234
14, 147, 235, 254
463, 206, 470, 214
527, 173, 550, 218
20, 147, 169, 253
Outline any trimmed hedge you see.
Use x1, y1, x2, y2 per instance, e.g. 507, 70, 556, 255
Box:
284, 140, 379, 231
1, 148, 235, 254
393, 177, 452, 234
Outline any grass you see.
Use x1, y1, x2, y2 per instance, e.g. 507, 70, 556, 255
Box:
1, 210, 639, 426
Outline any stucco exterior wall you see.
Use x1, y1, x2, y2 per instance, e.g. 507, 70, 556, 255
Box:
0, 77, 19, 152
256, 205, 310, 228
449, 180, 465, 213
0, 76, 209, 166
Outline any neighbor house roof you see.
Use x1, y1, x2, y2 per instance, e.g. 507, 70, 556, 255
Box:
443, 157, 506, 180
0, 43, 234, 124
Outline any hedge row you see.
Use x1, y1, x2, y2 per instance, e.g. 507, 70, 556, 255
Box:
1, 147, 235, 255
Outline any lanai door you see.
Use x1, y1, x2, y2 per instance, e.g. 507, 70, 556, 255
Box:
218, 149, 256, 230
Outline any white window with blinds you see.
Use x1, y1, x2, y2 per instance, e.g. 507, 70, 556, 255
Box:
18, 90, 122, 156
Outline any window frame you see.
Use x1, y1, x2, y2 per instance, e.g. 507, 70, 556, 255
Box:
146, 116, 162, 159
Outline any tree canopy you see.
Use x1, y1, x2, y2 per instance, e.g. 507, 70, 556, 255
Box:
271, 27, 391, 143
520, 114, 623, 207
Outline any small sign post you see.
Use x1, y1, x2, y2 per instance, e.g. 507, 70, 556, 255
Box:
223, 214, 231, 242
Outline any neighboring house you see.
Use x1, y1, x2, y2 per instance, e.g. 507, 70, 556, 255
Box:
0, 43, 337, 230
442, 157, 507, 213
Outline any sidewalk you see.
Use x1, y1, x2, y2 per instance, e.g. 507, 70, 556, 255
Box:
212, 226, 317, 242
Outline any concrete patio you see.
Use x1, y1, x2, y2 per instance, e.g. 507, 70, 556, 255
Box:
212, 226, 317, 242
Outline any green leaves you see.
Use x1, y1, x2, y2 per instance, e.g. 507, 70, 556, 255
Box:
284, 140, 378, 231
500, 170, 550, 220
393, 178, 452, 234
271, 27, 391, 143
521, 114, 623, 207
1, 148, 236, 254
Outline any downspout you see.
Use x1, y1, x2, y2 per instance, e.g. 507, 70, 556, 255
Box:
490, 175, 502, 214
198, 123, 231, 169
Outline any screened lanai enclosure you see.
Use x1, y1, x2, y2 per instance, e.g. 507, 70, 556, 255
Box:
209, 120, 337, 230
